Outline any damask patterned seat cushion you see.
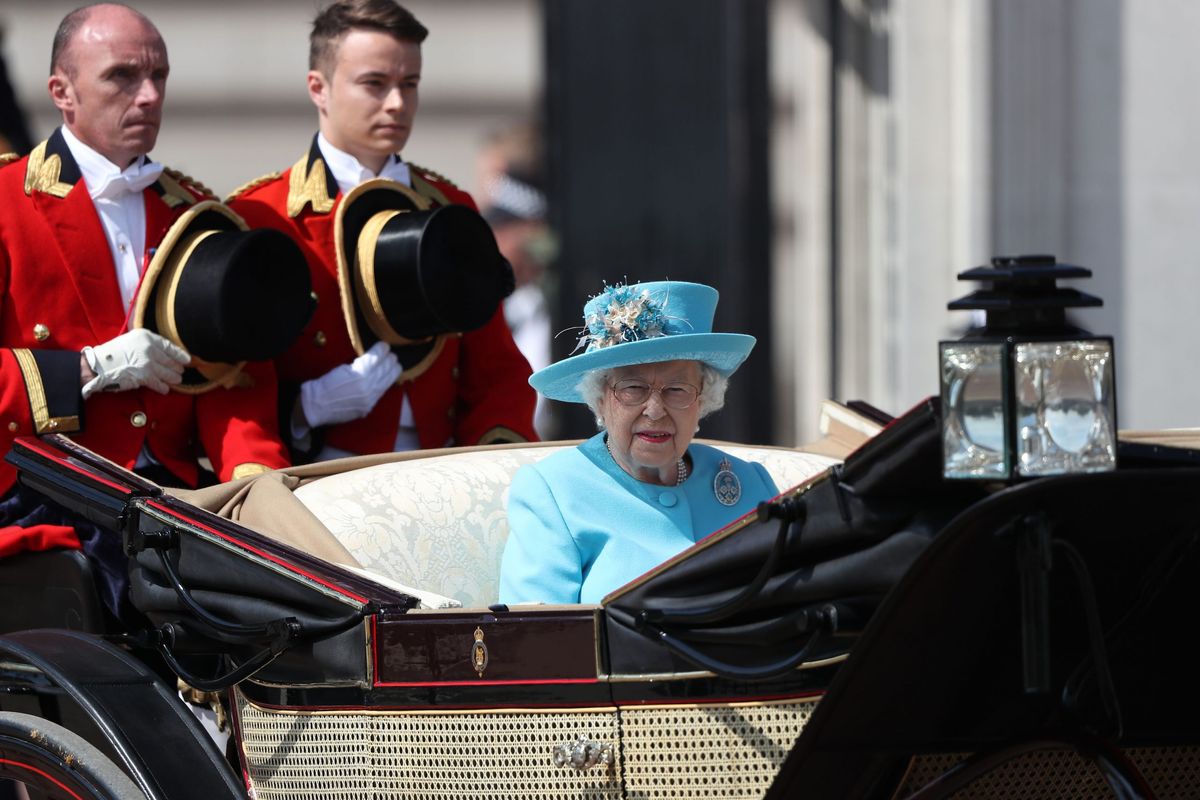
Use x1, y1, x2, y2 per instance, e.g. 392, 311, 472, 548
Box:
293, 443, 838, 609
732, 446, 841, 494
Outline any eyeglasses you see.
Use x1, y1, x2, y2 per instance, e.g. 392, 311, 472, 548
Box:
610, 379, 700, 409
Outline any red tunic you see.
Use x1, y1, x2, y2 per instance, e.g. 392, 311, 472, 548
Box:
227, 139, 537, 455
0, 131, 291, 556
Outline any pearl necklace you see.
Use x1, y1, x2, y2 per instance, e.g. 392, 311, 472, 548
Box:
607, 437, 689, 486
676, 456, 690, 486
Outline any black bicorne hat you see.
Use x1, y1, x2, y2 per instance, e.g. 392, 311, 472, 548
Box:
334, 179, 513, 378
132, 201, 314, 393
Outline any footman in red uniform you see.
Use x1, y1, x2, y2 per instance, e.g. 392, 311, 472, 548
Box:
229, 0, 537, 462
0, 4, 296, 613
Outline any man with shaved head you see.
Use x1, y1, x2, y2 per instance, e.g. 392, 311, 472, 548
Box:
48, 4, 166, 168
0, 4, 290, 616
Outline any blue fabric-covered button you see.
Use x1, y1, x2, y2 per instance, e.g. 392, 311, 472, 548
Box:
658, 492, 678, 507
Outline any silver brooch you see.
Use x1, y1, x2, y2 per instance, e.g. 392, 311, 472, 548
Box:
713, 458, 741, 506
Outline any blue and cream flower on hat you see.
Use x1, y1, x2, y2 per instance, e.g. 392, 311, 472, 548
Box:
577, 284, 672, 353
531, 280, 756, 404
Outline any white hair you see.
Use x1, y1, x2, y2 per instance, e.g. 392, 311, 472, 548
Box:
577, 362, 729, 430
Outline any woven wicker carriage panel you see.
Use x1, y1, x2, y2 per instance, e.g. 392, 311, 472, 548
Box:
619, 698, 818, 799
893, 746, 1200, 799
236, 691, 623, 799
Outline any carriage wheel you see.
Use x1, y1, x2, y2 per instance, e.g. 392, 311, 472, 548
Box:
0, 712, 142, 800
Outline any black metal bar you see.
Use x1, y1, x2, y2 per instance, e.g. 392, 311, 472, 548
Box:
154, 547, 298, 644
829, 0, 842, 400
148, 532, 367, 647
1017, 513, 1053, 694
646, 620, 829, 682
155, 630, 283, 693
638, 499, 803, 627
1054, 538, 1124, 738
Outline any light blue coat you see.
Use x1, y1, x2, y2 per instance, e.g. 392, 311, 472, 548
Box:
499, 433, 778, 605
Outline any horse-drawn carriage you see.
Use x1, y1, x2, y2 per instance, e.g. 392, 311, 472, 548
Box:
2, 258, 1199, 798
2, 401, 1197, 799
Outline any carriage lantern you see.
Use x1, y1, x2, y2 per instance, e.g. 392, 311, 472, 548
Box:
939, 254, 1117, 481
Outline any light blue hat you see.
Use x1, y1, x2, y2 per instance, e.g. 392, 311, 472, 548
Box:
530, 281, 756, 403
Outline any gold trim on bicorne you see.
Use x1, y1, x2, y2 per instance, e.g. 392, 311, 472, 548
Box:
12, 349, 80, 434
397, 335, 447, 385
231, 462, 273, 481
287, 155, 335, 218
354, 209, 435, 347
131, 200, 250, 394
333, 178, 430, 355
355, 209, 404, 343
149, 226, 250, 394
23, 141, 73, 198
155, 230, 215, 347
133, 200, 249, 333
476, 426, 529, 446
186, 358, 252, 391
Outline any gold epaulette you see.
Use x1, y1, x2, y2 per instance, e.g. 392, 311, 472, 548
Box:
226, 170, 282, 203
408, 162, 461, 190
163, 167, 216, 201
24, 141, 72, 197
0, 152, 18, 167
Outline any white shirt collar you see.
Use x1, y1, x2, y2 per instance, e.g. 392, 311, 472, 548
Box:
317, 132, 411, 195
59, 125, 153, 199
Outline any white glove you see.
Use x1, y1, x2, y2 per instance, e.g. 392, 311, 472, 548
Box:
81, 329, 191, 398
299, 341, 403, 429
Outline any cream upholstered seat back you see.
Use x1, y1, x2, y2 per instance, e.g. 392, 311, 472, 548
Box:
292, 443, 838, 609
734, 446, 840, 494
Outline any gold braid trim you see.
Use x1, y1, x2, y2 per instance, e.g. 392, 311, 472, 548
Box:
162, 165, 216, 200
154, 168, 210, 209
12, 349, 80, 434
0, 152, 18, 166
230, 462, 273, 481
225, 171, 282, 202
23, 141, 73, 198
163, 167, 216, 199
287, 154, 335, 217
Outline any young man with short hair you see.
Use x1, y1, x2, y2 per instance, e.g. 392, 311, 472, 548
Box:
229, 0, 537, 461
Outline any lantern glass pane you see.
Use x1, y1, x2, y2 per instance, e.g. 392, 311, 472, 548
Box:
1014, 340, 1116, 477
940, 342, 1009, 479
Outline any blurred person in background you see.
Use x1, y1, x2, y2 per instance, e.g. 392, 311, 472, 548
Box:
0, 25, 33, 155
476, 121, 558, 437
229, 0, 537, 462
